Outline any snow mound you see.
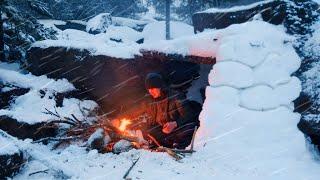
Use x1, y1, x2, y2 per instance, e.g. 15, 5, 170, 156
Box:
0, 67, 75, 92
32, 35, 140, 59
37, 19, 66, 32
31, 25, 212, 59
86, 13, 112, 34
112, 16, 150, 30
105, 26, 143, 43
142, 21, 194, 43
141, 29, 219, 58
0, 64, 97, 124
58, 29, 94, 41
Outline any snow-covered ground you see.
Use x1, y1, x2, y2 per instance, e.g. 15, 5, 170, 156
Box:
0, 133, 19, 155
35, 18, 195, 58
0, 19, 318, 179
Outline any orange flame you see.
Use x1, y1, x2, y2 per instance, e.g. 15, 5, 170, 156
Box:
119, 118, 131, 131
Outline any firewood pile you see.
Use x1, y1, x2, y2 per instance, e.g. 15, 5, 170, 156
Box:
34, 108, 197, 161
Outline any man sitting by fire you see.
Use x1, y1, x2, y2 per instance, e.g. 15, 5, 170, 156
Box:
119, 73, 201, 149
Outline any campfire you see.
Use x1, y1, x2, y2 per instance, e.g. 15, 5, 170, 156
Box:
35, 108, 197, 161
118, 118, 131, 132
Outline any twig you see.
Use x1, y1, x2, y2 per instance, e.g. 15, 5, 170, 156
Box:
156, 147, 183, 161
71, 114, 82, 124
172, 149, 195, 154
29, 169, 49, 176
32, 136, 80, 144
147, 134, 161, 147
123, 157, 140, 179
147, 134, 185, 160
45, 120, 76, 126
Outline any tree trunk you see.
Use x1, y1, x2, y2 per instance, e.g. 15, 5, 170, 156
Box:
165, 0, 170, 40
0, 3, 5, 61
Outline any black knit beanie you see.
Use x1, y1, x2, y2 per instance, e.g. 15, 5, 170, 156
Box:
145, 73, 165, 89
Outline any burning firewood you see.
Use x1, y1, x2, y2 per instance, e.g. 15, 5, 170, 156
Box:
37, 108, 147, 153
37, 107, 198, 158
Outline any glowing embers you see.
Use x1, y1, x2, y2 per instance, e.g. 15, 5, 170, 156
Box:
118, 118, 132, 132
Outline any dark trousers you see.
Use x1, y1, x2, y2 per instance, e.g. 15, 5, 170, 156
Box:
146, 121, 199, 149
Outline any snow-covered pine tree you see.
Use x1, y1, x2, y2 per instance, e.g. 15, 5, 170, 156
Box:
1, 0, 56, 63
0, 1, 5, 61
46, 0, 147, 20
28, 0, 53, 18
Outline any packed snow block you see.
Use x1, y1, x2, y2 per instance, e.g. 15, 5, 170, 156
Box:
26, 47, 201, 116
239, 77, 301, 110
0, 115, 57, 140
192, 0, 287, 33
0, 151, 24, 178
209, 61, 254, 88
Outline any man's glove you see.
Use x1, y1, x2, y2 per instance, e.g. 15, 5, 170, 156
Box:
162, 121, 177, 134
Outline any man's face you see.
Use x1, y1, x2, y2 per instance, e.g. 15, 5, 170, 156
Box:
148, 88, 161, 99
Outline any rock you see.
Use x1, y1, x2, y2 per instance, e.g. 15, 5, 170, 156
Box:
0, 151, 25, 179
112, 140, 132, 154
26, 47, 202, 117
0, 115, 57, 140
88, 128, 111, 152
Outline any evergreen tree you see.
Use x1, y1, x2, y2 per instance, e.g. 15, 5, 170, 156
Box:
0, 0, 5, 61
2, 0, 56, 63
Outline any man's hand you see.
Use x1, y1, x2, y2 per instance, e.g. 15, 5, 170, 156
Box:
162, 121, 177, 134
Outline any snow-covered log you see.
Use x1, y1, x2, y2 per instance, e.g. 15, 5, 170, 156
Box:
0, 115, 57, 140
192, 0, 287, 33
193, 0, 319, 35
0, 134, 25, 179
